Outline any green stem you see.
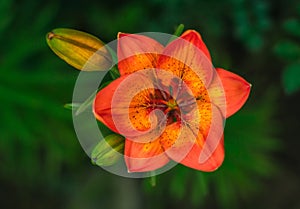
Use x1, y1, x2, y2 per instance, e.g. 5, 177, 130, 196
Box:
150, 171, 157, 187
167, 24, 185, 44
173, 24, 185, 37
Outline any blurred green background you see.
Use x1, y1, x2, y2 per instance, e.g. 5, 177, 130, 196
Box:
1, 0, 300, 208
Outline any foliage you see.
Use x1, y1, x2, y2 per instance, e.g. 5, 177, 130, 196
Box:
0, 0, 82, 194
273, 5, 300, 94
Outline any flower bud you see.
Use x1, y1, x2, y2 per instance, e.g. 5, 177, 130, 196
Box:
91, 134, 125, 166
46, 28, 112, 71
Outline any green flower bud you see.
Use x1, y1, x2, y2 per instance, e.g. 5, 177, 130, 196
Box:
91, 134, 125, 166
46, 28, 112, 71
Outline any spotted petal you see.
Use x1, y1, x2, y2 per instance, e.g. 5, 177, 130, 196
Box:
180, 30, 212, 61
118, 33, 164, 75
94, 69, 168, 140
161, 102, 225, 171
157, 30, 214, 99
124, 138, 170, 172
179, 134, 224, 171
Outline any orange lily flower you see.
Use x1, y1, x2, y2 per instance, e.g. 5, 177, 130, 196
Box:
93, 30, 251, 172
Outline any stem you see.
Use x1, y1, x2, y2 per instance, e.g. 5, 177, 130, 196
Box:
150, 171, 157, 187
173, 24, 185, 37
167, 24, 185, 44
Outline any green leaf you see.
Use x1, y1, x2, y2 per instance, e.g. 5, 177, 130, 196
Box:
283, 18, 300, 37
109, 65, 120, 79
282, 62, 300, 94
65, 79, 113, 116
64, 103, 81, 110
75, 90, 97, 116
169, 165, 189, 199
273, 40, 300, 61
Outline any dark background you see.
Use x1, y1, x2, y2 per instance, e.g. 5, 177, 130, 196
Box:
1, 0, 300, 208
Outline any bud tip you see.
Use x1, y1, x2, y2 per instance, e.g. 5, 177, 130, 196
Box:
47, 32, 55, 40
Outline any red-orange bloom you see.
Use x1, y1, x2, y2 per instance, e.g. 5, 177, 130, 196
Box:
93, 30, 251, 172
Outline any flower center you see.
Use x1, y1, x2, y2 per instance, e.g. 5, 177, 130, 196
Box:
166, 98, 178, 110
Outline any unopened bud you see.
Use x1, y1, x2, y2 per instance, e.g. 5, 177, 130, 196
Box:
91, 134, 125, 166
46, 28, 112, 71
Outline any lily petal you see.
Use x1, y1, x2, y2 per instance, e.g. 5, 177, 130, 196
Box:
161, 102, 224, 171
94, 69, 166, 141
207, 69, 227, 117
93, 76, 129, 133
216, 68, 251, 118
162, 125, 224, 172
180, 30, 212, 61
118, 33, 164, 75
157, 31, 214, 98
180, 135, 224, 171
124, 138, 170, 172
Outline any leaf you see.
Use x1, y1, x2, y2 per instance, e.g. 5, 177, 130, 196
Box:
73, 80, 113, 116
64, 103, 81, 110
75, 90, 97, 116
273, 40, 300, 61
109, 65, 120, 79
283, 18, 300, 37
282, 62, 300, 94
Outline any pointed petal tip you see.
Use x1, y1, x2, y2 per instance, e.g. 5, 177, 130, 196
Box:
177, 29, 212, 61
125, 159, 163, 173
202, 153, 225, 172
118, 32, 128, 38
195, 150, 225, 172
182, 29, 199, 36
162, 123, 225, 172
215, 68, 252, 118
126, 165, 141, 173
124, 139, 170, 173
181, 30, 206, 43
